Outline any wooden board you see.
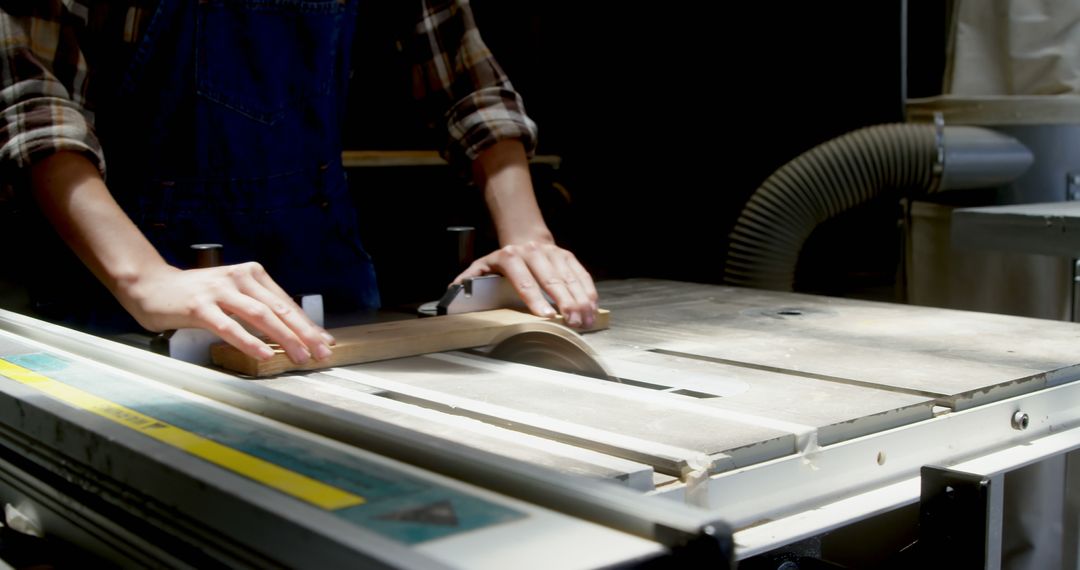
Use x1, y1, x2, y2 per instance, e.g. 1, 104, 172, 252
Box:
211, 309, 609, 377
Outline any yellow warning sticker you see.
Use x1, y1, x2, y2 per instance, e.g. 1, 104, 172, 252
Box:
0, 359, 364, 510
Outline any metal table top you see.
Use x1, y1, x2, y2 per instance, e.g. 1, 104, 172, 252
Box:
952, 201, 1080, 257
256, 279, 1080, 486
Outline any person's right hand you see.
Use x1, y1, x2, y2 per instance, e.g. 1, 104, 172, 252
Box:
30, 152, 331, 365
116, 261, 334, 364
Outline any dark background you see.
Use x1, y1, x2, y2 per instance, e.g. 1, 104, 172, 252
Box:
0, 2, 954, 315
341, 1, 948, 308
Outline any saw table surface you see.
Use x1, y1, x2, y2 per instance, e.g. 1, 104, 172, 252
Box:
592, 280, 1080, 408
251, 279, 1080, 490
2, 278, 1079, 565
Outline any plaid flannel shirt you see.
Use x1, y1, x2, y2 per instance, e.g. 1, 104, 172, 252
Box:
0, 0, 536, 184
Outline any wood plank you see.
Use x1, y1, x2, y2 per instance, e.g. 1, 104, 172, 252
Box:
211, 309, 609, 377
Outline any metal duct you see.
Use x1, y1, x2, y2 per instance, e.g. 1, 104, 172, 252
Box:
723, 123, 1032, 291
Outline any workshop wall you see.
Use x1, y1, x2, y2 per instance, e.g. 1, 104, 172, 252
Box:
343, 1, 948, 307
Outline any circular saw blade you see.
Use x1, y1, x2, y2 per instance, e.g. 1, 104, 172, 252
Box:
487, 322, 613, 381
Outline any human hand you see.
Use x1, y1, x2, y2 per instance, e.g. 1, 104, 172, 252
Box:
117, 262, 334, 364
27, 152, 332, 364
454, 241, 598, 328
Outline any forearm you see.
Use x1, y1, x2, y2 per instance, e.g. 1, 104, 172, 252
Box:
464, 138, 598, 327
29, 151, 331, 363
473, 139, 553, 246
30, 151, 169, 300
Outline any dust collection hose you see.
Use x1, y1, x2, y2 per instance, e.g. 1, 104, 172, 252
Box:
723, 122, 1033, 291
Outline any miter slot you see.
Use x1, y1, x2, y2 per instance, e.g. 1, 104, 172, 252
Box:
257, 373, 658, 491
594, 280, 1080, 413
669, 389, 717, 399
377, 389, 720, 478
647, 348, 949, 400
613, 377, 668, 391
325, 354, 798, 476
580, 347, 936, 447
575, 376, 720, 399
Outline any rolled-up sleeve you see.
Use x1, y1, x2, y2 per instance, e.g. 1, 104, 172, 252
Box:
410, 0, 538, 170
1, 7, 105, 183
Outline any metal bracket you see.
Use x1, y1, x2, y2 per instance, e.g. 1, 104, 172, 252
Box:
651, 520, 735, 569
919, 465, 1002, 569
418, 274, 536, 317
932, 111, 946, 180
1068, 173, 1080, 323
1068, 172, 1080, 201
1072, 260, 1080, 324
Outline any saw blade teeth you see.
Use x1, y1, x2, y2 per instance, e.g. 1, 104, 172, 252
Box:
487, 322, 612, 380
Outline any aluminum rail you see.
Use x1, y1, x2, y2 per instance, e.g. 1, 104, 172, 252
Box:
0, 308, 733, 564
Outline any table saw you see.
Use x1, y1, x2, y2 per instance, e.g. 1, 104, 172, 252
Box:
0, 279, 1077, 568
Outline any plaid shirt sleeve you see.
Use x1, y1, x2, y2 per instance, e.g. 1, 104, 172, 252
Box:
0, 2, 105, 184
409, 0, 538, 170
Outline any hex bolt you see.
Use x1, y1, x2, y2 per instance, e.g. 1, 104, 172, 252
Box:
1011, 411, 1029, 431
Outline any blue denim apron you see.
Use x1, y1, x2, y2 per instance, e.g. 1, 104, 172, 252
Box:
63, 0, 378, 331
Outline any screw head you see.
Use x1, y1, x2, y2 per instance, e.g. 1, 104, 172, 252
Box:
1011, 411, 1029, 430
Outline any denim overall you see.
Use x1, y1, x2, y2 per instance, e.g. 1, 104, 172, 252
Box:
54, 0, 379, 331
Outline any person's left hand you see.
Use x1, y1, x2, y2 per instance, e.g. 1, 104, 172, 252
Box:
454, 240, 598, 329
